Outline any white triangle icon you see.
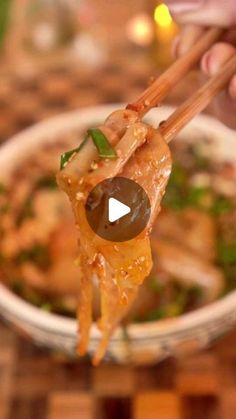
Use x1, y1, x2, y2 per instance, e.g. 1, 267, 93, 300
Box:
108, 197, 131, 223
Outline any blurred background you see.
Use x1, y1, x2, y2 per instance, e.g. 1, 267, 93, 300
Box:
0, 2, 234, 419
0, 0, 198, 144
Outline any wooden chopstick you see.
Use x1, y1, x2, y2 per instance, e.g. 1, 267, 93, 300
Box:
127, 27, 223, 117
159, 54, 236, 143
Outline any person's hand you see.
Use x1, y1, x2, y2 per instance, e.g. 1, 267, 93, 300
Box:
165, 0, 236, 129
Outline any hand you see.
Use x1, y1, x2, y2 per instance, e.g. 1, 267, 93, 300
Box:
165, 0, 236, 129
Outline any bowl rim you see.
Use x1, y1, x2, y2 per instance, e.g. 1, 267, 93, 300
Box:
0, 103, 236, 342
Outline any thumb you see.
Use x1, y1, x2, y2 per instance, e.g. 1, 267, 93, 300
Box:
165, 0, 236, 27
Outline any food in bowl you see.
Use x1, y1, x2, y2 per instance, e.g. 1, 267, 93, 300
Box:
0, 113, 235, 364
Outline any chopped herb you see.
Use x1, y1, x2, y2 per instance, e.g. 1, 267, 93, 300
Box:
11, 278, 24, 294
211, 195, 234, 216
26, 290, 45, 306
88, 128, 117, 159
187, 185, 212, 209
169, 164, 187, 187
191, 144, 209, 170
163, 164, 187, 211
16, 197, 34, 226
163, 188, 186, 211
51, 301, 75, 317
60, 136, 88, 170
165, 302, 183, 317
15, 244, 50, 269
217, 239, 236, 265
142, 307, 166, 322
189, 285, 203, 300
60, 127, 117, 170
148, 277, 163, 293
223, 265, 236, 288
41, 302, 52, 312
35, 175, 57, 190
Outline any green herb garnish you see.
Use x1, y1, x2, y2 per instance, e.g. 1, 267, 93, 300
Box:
60, 128, 117, 170
35, 175, 57, 190
11, 278, 24, 294
41, 302, 52, 312
60, 136, 88, 170
191, 144, 209, 170
148, 277, 163, 293
187, 185, 212, 209
217, 239, 236, 265
141, 307, 166, 322
16, 197, 34, 226
163, 164, 187, 211
88, 128, 117, 159
15, 244, 50, 269
211, 195, 234, 216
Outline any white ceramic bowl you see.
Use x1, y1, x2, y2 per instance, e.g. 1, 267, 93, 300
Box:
0, 104, 236, 365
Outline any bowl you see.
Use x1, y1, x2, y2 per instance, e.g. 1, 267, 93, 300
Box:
0, 104, 236, 365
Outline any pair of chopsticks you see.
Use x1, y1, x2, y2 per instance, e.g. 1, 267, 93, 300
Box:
127, 27, 236, 143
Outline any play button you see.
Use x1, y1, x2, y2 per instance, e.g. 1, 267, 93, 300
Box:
108, 198, 131, 223
85, 177, 151, 242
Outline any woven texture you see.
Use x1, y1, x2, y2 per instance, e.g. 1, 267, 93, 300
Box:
2, 321, 236, 419
0, 59, 234, 419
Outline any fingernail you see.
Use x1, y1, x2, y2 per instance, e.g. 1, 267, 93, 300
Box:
201, 50, 212, 76
166, 0, 203, 14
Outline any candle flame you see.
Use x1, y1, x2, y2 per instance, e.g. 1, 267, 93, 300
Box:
154, 3, 172, 28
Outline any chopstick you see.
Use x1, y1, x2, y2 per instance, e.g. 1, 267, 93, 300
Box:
127, 27, 223, 117
159, 54, 236, 143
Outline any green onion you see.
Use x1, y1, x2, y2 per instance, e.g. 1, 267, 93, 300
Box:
60, 128, 117, 170
11, 279, 24, 294
217, 239, 236, 265
169, 164, 187, 187
16, 197, 34, 226
35, 175, 57, 190
187, 185, 212, 209
88, 128, 117, 159
15, 244, 50, 268
211, 195, 234, 216
60, 136, 88, 170
148, 277, 163, 293
41, 302, 52, 312
141, 307, 166, 322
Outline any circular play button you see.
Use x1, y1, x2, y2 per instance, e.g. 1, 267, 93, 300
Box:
85, 177, 151, 242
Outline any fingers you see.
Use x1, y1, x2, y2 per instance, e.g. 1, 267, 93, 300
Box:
201, 42, 236, 75
165, 0, 236, 128
200, 43, 236, 129
172, 24, 204, 57
165, 0, 236, 27
201, 42, 236, 101
210, 89, 236, 129
173, 30, 236, 128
